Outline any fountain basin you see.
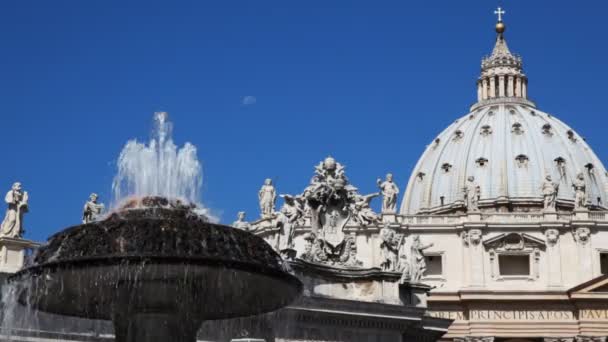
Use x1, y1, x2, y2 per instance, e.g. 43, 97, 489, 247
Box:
11, 198, 302, 342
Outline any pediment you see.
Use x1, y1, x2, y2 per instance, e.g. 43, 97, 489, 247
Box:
570, 275, 608, 294
483, 232, 546, 251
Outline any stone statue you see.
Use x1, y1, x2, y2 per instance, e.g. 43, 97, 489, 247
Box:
377, 173, 400, 213
464, 176, 481, 212
379, 226, 404, 271
232, 211, 251, 231
82, 193, 105, 224
350, 193, 381, 226
541, 175, 559, 211
572, 172, 587, 209
258, 178, 276, 218
409, 235, 433, 283
398, 253, 410, 284
276, 194, 304, 252
0, 182, 29, 238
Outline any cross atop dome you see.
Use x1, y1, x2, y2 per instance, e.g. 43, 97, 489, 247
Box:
494, 7, 505, 22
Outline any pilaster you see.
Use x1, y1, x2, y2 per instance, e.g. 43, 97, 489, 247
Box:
498, 75, 505, 97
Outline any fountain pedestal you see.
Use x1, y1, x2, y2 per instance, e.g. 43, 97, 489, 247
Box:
0, 237, 39, 273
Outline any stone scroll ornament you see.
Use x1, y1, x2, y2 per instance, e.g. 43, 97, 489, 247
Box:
283, 157, 380, 267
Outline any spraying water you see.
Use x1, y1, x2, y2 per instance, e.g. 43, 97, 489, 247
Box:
112, 112, 203, 207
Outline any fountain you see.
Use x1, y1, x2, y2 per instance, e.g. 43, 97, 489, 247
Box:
8, 112, 302, 342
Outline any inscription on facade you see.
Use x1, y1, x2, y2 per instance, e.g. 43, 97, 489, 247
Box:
427, 311, 466, 320
470, 310, 574, 321
580, 309, 608, 320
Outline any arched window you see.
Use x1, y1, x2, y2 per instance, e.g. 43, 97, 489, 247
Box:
515, 154, 529, 168
476, 157, 489, 167
441, 163, 452, 173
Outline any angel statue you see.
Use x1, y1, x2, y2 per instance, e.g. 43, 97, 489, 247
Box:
350, 192, 380, 226
275, 194, 305, 252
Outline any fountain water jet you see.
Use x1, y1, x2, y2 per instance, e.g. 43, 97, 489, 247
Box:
8, 113, 302, 342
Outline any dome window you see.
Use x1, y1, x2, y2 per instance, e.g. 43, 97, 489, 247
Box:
515, 154, 529, 168
476, 157, 489, 167
469, 114, 475, 120
585, 163, 595, 174
542, 124, 553, 136
453, 130, 464, 141
530, 110, 537, 116
509, 109, 516, 115
417, 172, 426, 182
567, 130, 577, 142
441, 163, 453, 173
488, 111, 495, 116
554, 157, 567, 176
480, 125, 493, 136
512, 123, 524, 135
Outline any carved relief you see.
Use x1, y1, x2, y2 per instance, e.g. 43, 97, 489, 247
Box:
573, 227, 591, 245
545, 229, 559, 246
576, 337, 606, 342
462, 229, 482, 246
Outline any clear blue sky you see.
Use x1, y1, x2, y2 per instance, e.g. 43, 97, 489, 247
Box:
1, 1, 606, 242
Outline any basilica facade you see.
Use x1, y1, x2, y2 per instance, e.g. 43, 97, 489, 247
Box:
249, 10, 608, 342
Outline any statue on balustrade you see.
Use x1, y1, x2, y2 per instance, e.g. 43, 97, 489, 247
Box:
82, 193, 105, 224
275, 194, 304, 254
379, 226, 404, 271
542, 175, 559, 211
377, 173, 400, 213
350, 192, 381, 226
0, 182, 28, 238
408, 235, 434, 283
258, 178, 276, 218
464, 176, 481, 212
572, 172, 587, 209
232, 211, 251, 231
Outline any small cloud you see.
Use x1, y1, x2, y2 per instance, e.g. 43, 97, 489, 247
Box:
242, 96, 257, 105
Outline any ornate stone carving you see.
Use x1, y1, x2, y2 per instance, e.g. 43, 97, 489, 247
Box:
377, 173, 400, 213
293, 157, 378, 266
408, 235, 433, 283
258, 178, 276, 218
379, 226, 404, 271
462, 229, 483, 246
483, 232, 546, 251
542, 175, 559, 211
545, 229, 560, 246
82, 193, 105, 224
0, 182, 28, 238
573, 227, 591, 245
464, 176, 481, 212
576, 337, 606, 342
232, 211, 251, 231
572, 172, 588, 209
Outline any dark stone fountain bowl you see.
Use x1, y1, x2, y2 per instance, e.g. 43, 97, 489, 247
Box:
11, 197, 302, 342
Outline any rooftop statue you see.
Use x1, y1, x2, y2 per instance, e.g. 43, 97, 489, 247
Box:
232, 211, 251, 231
541, 175, 559, 211
0, 182, 28, 238
572, 172, 587, 210
408, 235, 434, 283
464, 176, 481, 212
379, 226, 404, 271
82, 193, 105, 224
377, 173, 400, 213
258, 178, 276, 219
275, 194, 304, 257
